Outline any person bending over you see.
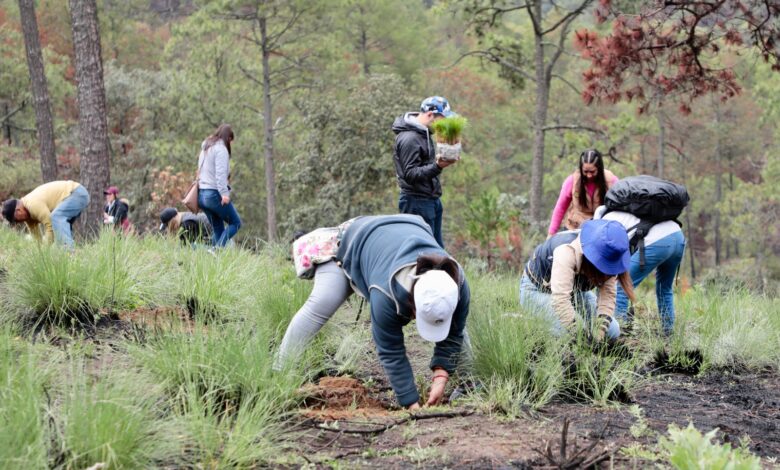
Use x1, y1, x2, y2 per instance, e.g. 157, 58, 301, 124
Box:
277, 214, 470, 409
520, 219, 635, 341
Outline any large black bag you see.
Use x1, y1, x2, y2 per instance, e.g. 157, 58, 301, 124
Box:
604, 175, 689, 223
604, 175, 689, 266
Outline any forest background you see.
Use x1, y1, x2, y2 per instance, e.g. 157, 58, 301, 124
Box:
1, 0, 778, 293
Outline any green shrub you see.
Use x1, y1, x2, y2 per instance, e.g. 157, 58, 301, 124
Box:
660, 423, 761, 470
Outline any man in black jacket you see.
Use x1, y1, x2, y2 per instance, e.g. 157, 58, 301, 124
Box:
392, 96, 457, 247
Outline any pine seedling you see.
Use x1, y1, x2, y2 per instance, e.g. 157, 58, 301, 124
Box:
431, 116, 468, 144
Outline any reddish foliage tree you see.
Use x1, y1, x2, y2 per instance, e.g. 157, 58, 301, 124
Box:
576, 0, 780, 112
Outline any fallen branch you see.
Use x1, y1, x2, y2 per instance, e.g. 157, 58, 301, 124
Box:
315, 409, 474, 435
533, 417, 614, 469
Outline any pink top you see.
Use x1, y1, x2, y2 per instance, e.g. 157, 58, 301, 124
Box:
547, 173, 618, 235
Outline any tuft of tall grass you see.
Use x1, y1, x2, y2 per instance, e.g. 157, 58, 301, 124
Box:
132, 327, 303, 413
174, 244, 276, 326
54, 361, 170, 469
1, 230, 174, 329
0, 327, 53, 469
650, 286, 780, 372
132, 327, 304, 466
468, 274, 565, 410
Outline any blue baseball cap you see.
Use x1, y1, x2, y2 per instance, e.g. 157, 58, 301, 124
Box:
420, 96, 455, 117
580, 219, 631, 275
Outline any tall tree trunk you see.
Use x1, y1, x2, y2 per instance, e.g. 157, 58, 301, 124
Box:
18, 0, 58, 182
2, 102, 11, 144
656, 109, 665, 179
358, 5, 370, 75
713, 102, 722, 266
639, 138, 646, 174
260, 16, 277, 242
529, 3, 549, 222
69, 0, 110, 237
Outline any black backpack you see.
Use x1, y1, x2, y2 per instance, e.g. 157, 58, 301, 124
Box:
604, 175, 689, 266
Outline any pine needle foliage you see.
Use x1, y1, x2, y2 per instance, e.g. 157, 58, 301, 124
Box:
431, 116, 468, 144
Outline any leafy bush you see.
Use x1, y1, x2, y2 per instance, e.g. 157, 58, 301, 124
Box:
431, 116, 468, 144
660, 423, 761, 470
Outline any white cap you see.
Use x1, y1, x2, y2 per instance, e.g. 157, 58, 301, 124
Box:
413, 270, 459, 342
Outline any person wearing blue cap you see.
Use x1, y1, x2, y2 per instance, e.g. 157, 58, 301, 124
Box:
391, 96, 458, 247
519, 219, 635, 341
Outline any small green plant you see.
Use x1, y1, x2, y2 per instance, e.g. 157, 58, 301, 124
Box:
628, 405, 652, 438
660, 423, 761, 470
431, 115, 468, 144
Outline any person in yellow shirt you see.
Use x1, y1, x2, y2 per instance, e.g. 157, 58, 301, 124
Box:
2, 180, 90, 248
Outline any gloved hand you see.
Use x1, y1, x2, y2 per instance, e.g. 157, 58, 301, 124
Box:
594, 313, 614, 342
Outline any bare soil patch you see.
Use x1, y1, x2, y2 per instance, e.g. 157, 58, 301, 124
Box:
301, 376, 391, 421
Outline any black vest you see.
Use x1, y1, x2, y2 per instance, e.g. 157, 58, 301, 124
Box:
525, 231, 595, 293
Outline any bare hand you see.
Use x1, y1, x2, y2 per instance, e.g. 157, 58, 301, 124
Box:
426, 370, 449, 406
221, 195, 230, 206
546, 233, 553, 240
407, 402, 421, 410
436, 157, 455, 169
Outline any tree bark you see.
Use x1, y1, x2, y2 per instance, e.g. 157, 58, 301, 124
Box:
18, 0, 58, 182
713, 101, 722, 266
69, 0, 110, 237
656, 109, 665, 179
529, 2, 549, 222
260, 16, 278, 242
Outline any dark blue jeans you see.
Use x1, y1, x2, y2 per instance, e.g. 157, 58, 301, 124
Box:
198, 189, 241, 247
398, 194, 443, 247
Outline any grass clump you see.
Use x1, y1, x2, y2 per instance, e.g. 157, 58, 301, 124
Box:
54, 362, 169, 469
660, 423, 761, 470
431, 115, 468, 144
0, 328, 53, 469
645, 287, 780, 372
1, 230, 171, 330
468, 274, 564, 411
132, 327, 305, 466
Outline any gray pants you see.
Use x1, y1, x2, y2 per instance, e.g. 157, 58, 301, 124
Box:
275, 261, 352, 367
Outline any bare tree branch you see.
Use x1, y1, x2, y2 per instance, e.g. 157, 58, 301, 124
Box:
551, 73, 581, 94
542, 124, 607, 136
445, 50, 536, 83
0, 100, 27, 123
541, 0, 593, 36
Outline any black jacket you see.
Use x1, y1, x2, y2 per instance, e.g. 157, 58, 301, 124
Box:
104, 200, 129, 225
525, 230, 596, 293
392, 113, 442, 198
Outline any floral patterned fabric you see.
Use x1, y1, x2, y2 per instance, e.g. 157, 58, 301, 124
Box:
292, 227, 340, 279
291, 217, 359, 279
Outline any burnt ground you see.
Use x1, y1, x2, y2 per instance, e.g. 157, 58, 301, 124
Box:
291, 324, 780, 469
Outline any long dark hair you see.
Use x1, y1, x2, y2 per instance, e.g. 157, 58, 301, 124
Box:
578, 148, 607, 208
408, 253, 460, 317
580, 255, 635, 303
204, 124, 234, 155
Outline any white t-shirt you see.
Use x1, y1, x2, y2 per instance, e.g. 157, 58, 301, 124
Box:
594, 206, 681, 247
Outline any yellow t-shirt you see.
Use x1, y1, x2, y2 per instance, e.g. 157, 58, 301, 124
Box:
21, 180, 81, 243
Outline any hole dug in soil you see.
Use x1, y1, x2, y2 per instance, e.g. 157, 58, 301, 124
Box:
301, 376, 391, 421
